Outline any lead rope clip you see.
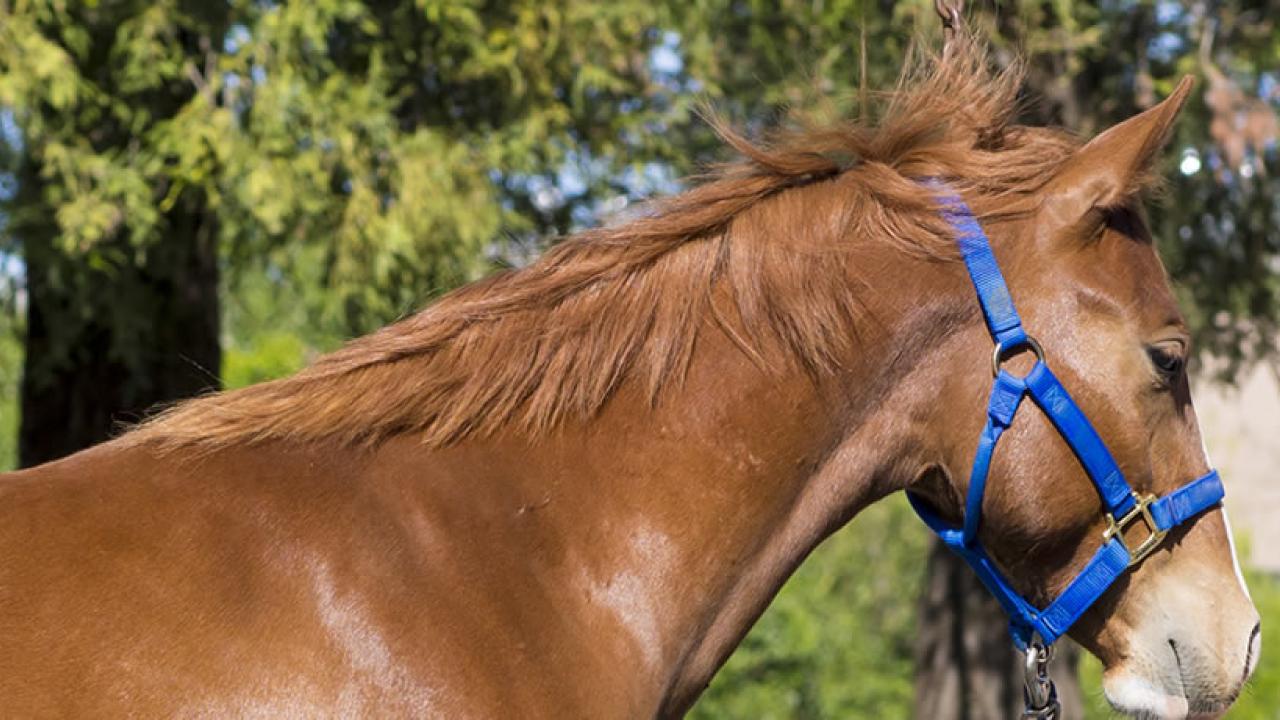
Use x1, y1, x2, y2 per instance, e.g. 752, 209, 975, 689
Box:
1022, 639, 1061, 719
934, 0, 965, 58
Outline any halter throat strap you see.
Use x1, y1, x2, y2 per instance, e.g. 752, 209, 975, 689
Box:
908, 184, 1225, 650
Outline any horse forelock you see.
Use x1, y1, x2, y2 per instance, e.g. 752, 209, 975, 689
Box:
130, 31, 1093, 453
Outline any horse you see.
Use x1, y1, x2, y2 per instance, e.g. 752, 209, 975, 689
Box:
0, 31, 1259, 719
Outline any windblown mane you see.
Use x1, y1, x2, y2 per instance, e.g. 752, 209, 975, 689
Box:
133, 33, 1083, 452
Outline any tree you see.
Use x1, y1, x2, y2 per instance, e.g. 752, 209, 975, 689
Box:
0, 1, 232, 466
0, 0, 704, 464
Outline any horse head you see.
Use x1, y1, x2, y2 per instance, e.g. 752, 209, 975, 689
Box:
915, 77, 1259, 718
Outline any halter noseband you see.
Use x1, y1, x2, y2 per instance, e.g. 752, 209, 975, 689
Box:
907, 185, 1225, 653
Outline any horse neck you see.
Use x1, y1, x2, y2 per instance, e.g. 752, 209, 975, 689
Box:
482, 242, 975, 712
645, 259, 977, 712
362, 231, 979, 713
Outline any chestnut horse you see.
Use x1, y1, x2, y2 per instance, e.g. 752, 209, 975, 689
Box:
0, 35, 1259, 718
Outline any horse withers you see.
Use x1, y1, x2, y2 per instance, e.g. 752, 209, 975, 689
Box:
0, 34, 1259, 719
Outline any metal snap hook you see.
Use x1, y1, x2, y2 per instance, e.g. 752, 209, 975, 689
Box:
1022, 639, 1062, 719
934, 0, 963, 30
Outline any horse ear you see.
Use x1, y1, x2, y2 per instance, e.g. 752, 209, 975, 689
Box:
1042, 76, 1194, 226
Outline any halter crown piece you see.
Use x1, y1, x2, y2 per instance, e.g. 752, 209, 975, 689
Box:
907, 184, 1226, 652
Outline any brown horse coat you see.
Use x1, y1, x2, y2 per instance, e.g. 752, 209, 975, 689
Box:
0, 31, 1259, 719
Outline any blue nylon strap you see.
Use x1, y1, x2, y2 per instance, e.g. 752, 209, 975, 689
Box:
963, 425, 1000, 544
1033, 473, 1224, 643
930, 185, 1027, 347
1023, 364, 1137, 518
1033, 539, 1130, 643
908, 182, 1228, 651
908, 491, 1129, 648
906, 494, 1041, 632
1151, 470, 1224, 531
988, 371, 1025, 427
963, 372, 1027, 545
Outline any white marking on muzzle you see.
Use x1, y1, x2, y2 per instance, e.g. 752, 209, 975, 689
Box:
1104, 674, 1190, 719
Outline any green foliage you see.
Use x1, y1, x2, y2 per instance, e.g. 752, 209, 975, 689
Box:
222, 331, 308, 390
220, 240, 348, 386
0, 1, 235, 392
0, 0, 690, 349
3, 1, 1275, 365
0, 318, 18, 473
219, 246, 343, 389
689, 495, 928, 719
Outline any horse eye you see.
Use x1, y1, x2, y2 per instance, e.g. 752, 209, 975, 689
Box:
1147, 345, 1185, 381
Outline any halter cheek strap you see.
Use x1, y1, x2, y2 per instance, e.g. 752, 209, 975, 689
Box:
908, 185, 1225, 650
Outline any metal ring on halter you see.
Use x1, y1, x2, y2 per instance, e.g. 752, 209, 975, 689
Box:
992, 335, 1045, 377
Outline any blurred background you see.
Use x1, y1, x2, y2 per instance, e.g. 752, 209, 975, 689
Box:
0, 0, 1276, 717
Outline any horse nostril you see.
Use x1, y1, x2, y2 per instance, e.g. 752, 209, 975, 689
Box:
1244, 623, 1262, 682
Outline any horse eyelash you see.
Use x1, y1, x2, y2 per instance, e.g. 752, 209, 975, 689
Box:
1146, 345, 1184, 384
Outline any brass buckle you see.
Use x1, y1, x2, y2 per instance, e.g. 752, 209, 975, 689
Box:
1103, 493, 1167, 567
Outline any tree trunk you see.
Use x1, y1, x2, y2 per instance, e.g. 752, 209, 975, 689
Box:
914, 539, 1083, 719
18, 192, 220, 468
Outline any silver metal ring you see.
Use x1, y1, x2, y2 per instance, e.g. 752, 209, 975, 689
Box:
992, 335, 1045, 377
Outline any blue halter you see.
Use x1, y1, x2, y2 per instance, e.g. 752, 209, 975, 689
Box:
908, 186, 1226, 650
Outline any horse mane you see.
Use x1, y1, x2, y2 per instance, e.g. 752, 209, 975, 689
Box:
131, 32, 1085, 452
